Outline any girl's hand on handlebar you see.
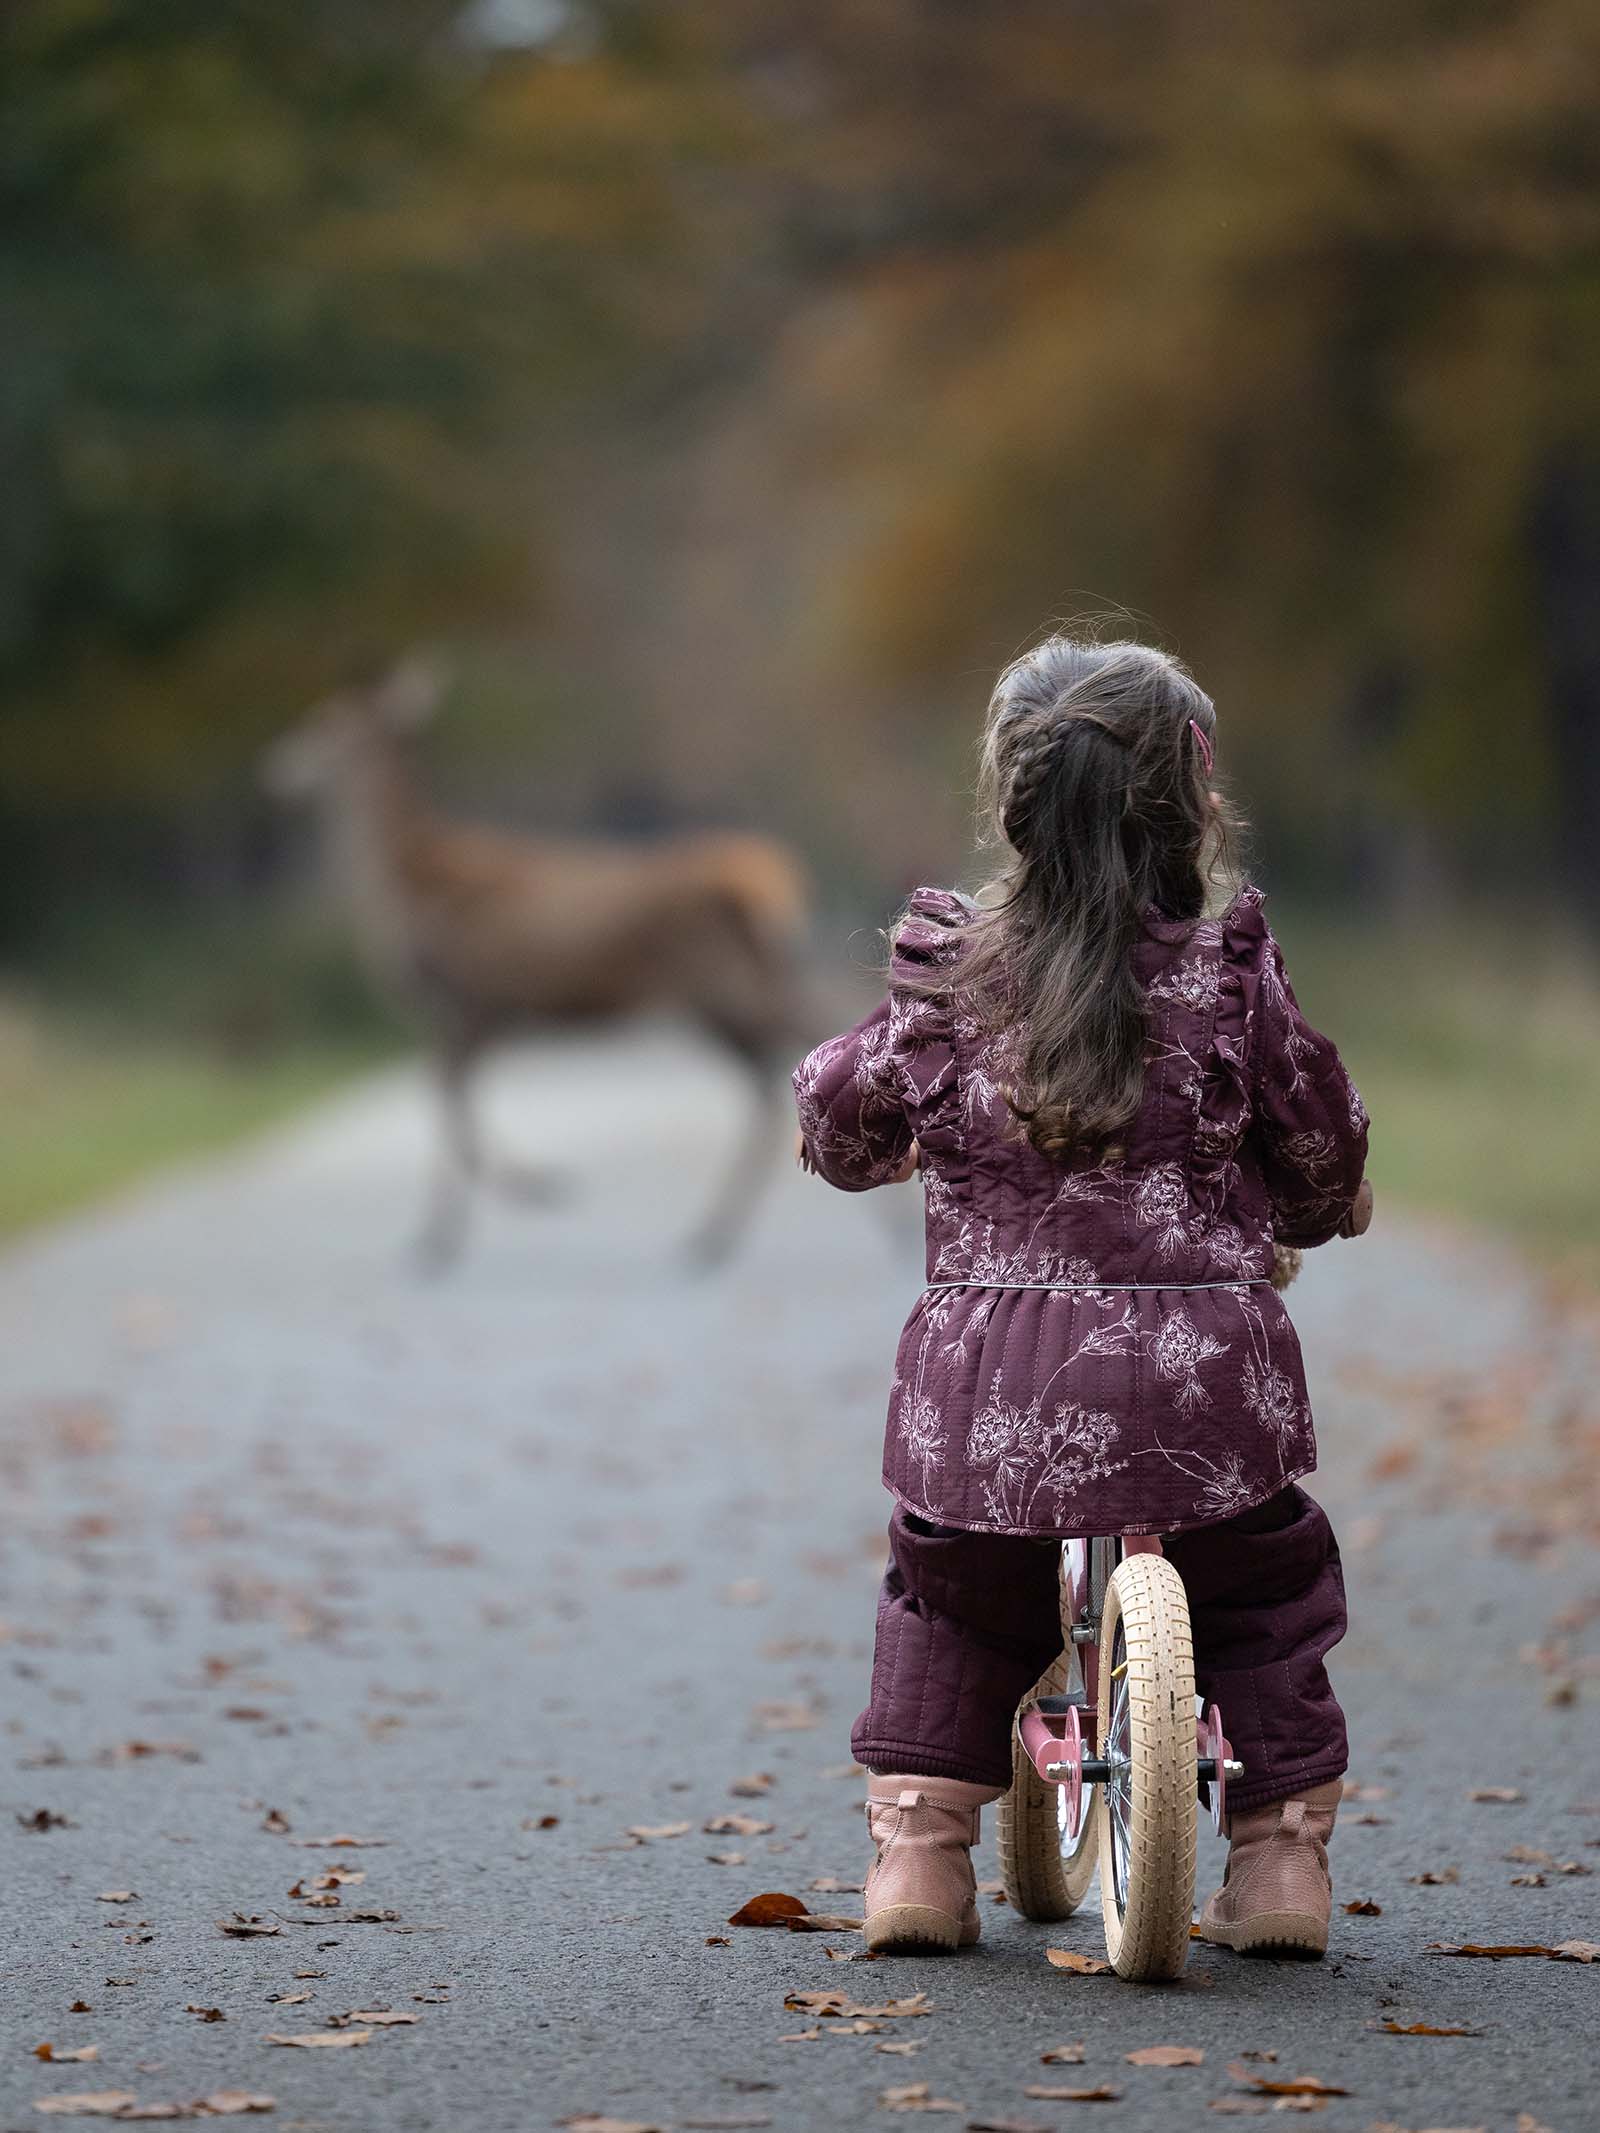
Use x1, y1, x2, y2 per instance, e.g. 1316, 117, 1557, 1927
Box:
1340, 1178, 1374, 1238
888, 1140, 921, 1185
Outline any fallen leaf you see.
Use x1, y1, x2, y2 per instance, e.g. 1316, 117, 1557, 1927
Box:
1371, 2020, 1481, 2036
523, 1815, 560, 1831
35, 2045, 99, 2063
33, 2096, 137, 2118
1344, 1898, 1382, 1915
1408, 1869, 1460, 1885
729, 1774, 775, 1797
877, 2042, 921, 2057
1225, 2067, 1348, 2098
810, 1876, 865, 1894
1126, 2045, 1204, 2067
263, 2029, 372, 2049
265, 1994, 309, 2006
1510, 1873, 1547, 1887
556, 2119, 664, 2133
878, 2083, 961, 2113
95, 1894, 135, 1906
70, 2004, 92, 2015
217, 1918, 280, 1939
706, 1853, 745, 1867
625, 1822, 691, 1841
1428, 1940, 1600, 1960
753, 1701, 818, 1732
1342, 1783, 1391, 1802
779, 2028, 822, 2043
783, 1991, 932, 2019
705, 1936, 731, 1947
1045, 1949, 1110, 1975
184, 2008, 225, 2023
704, 1815, 775, 1838
967, 2119, 1055, 2133
1021, 2087, 1120, 2104
259, 1811, 290, 1836
336, 2011, 417, 2027
1468, 1787, 1524, 1804
195, 2097, 275, 2116
786, 1914, 862, 1934
728, 1893, 808, 1927
1039, 2043, 1086, 2064
295, 1835, 385, 1849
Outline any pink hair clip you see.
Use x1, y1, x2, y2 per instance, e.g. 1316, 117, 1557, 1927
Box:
1189, 718, 1215, 776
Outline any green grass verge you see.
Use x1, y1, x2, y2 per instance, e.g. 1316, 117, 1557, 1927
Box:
1275, 907, 1600, 1268
0, 1013, 388, 1243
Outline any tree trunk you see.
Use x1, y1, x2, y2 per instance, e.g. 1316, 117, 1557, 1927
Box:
1531, 448, 1600, 930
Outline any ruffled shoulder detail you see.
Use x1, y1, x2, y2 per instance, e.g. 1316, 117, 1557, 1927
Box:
888, 886, 977, 991
1220, 881, 1269, 963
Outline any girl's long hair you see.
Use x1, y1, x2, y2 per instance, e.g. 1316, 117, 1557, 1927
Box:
930, 634, 1239, 1161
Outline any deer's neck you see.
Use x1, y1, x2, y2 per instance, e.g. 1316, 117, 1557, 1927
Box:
326, 741, 430, 988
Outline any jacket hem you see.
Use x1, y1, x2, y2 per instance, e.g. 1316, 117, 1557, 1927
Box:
880, 1461, 1318, 1542
849, 1734, 1014, 1791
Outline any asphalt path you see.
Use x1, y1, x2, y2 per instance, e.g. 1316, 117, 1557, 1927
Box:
3, 1027, 1598, 2133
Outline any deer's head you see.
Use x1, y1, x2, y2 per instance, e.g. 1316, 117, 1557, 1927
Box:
262, 657, 445, 800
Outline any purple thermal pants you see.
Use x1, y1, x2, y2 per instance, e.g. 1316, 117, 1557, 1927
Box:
852, 1485, 1348, 1813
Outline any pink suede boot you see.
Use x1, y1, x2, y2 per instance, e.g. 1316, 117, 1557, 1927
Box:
862, 1773, 1004, 1955
1196, 1779, 1342, 1958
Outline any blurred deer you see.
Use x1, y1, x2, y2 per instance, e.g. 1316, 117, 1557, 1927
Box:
264, 660, 812, 1266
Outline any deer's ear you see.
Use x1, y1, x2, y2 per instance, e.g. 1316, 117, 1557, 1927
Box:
376, 656, 446, 731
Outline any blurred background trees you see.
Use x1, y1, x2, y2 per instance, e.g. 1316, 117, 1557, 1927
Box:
4, 0, 1599, 1242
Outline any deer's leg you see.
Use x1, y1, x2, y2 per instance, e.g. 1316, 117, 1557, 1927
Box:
416, 1046, 479, 1269
684, 1030, 788, 1269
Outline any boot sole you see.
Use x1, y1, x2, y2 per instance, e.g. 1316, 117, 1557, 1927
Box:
1196, 1910, 1328, 1960
863, 1904, 977, 1955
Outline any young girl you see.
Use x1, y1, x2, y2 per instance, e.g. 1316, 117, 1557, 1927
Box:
793, 635, 1370, 1960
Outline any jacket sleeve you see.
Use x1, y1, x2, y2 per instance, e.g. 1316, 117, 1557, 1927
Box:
1251, 935, 1369, 1248
792, 997, 915, 1192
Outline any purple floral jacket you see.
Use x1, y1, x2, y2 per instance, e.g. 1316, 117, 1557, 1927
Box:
793, 885, 1368, 1537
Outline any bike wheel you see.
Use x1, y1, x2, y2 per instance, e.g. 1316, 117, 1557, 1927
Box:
1093, 1553, 1197, 1981
996, 1545, 1101, 1922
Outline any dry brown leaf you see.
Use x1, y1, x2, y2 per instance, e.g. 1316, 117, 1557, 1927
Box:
785, 1914, 862, 1934
218, 1917, 280, 1938
753, 1700, 818, 1732
265, 1994, 309, 2006
823, 2019, 884, 2035
625, 1822, 692, 1841
876, 2042, 921, 2057
706, 1852, 745, 1866
337, 2010, 417, 2027
1225, 2066, 1348, 2097
185, 2007, 225, 2023
783, 1990, 931, 2019
35, 2044, 99, 2062
1344, 1898, 1382, 1915
809, 1876, 864, 1893
704, 1815, 775, 1838
705, 1935, 730, 1947
259, 1811, 290, 1836
1045, 1949, 1110, 1975
1429, 1940, 1600, 1960
296, 1835, 385, 1849
1371, 2019, 1481, 2036
523, 1814, 560, 1831
1021, 2086, 1120, 2104
1408, 1869, 1460, 1885
33, 2096, 137, 2118
729, 1774, 775, 1797
727, 1892, 808, 1927
878, 2083, 961, 2114
196, 2097, 275, 2116
1468, 1787, 1524, 1804
96, 1893, 135, 1905
968, 2118, 1056, 2133
1039, 2043, 1086, 2064
70, 2003, 92, 2014
779, 2028, 822, 2043
263, 2029, 372, 2049
1126, 2045, 1203, 2067
556, 2119, 664, 2133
